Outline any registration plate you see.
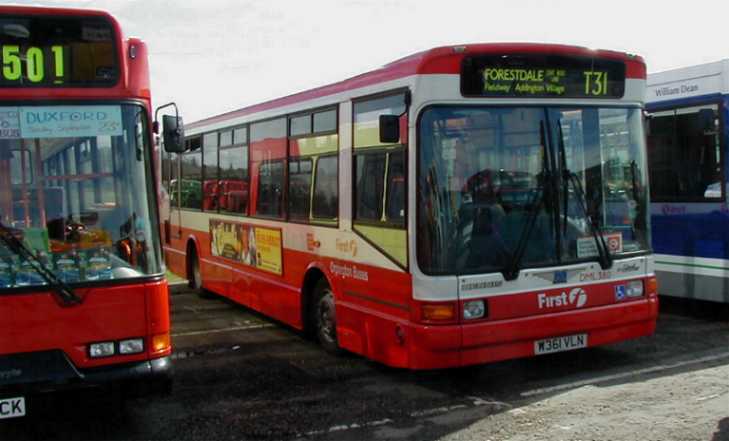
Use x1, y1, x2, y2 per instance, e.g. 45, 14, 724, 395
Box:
0, 396, 26, 419
534, 333, 588, 355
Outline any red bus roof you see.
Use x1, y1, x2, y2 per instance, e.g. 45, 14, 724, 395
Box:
188, 42, 646, 130
0, 5, 115, 19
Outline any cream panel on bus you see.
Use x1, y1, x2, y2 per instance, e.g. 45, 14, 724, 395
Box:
457, 257, 651, 300
175, 209, 404, 272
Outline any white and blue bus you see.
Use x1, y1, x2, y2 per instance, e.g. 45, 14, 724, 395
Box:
645, 60, 729, 303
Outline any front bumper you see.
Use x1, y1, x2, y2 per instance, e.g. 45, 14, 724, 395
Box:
408, 297, 658, 369
0, 351, 172, 397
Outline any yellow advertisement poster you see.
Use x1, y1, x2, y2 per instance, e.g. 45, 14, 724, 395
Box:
254, 227, 283, 275
209, 220, 282, 276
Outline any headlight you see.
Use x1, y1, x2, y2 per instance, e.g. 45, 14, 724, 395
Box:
626, 280, 644, 298
89, 342, 115, 358
463, 300, 486, 320
119, 338, 144, 354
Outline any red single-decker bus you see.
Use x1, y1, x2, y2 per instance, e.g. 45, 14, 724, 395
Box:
0, 6, 171, 419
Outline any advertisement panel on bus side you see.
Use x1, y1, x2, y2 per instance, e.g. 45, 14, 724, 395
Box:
209, 219, 282, 275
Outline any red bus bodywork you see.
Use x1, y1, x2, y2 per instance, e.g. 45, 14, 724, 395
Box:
165, 43, 658, 369
0, 6, 171, 396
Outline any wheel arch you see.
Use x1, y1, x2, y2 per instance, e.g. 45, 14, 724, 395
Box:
300, 262, 334, 334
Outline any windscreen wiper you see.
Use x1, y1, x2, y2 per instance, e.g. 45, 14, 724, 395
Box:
502, 120, 551, 281
0, 221, 82, 306
556, 122, 612, 270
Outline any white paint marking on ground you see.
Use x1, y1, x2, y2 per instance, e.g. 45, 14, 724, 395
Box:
520, 352, 729, 398
695, 393, 723, 402
303, 418, 394, 437
171, 323, 275, 337
468, 396, 512, 409
409, 404, 468, 418
299, 397, 511, 437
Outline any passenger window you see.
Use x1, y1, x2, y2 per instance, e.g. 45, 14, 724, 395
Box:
314, 110, 337, 133
647, 104, 723, 202
179, 149, 202, 210
386, 151, 405, 223
355, 152, 386, 222
288, 158, 313, 220
233, 127, 247, 144
290, 115, 311, 137
313, 155, 338, 220
256, 159, 284, 217
202, 132, 219, 211
219, 145, 249, 215
251, 118, 286, 218
219, 130, 233, 147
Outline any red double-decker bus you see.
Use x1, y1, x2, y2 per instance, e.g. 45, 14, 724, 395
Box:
164, 43, 658, 370
0, 6, 174, 419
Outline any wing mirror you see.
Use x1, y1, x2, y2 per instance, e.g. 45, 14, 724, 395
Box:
154, 102, 186, 153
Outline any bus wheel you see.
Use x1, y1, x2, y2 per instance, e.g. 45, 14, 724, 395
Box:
314, 279, 340, 354
188, 247, 213, 299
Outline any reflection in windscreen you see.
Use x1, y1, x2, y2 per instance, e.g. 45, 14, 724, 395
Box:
0, 104, 161, 289
417, 106, 649, 276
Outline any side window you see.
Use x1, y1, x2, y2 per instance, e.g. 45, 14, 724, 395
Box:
385, 150, 405, 223
251, 118, 286, 218
219, 142, 249, 215
257, 160, 284, 217
165, 152, 179, 208
290, 114, 311, 137
288, 158, 313, 220
287, 107, 339, 224
202, 132, 219, 211
352, 92, 408, 267
179, 136, 202, 210
647, 104, 723, 202
312, 155, 338, 220
313, 109, 337, 133
354, 153, 386, 221
219, 130, 233, 148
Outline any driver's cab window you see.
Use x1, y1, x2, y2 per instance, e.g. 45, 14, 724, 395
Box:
352, 92, 408, 267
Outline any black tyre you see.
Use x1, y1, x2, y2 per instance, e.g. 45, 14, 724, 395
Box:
314, 279, 340, 354
188, 246, 213, 299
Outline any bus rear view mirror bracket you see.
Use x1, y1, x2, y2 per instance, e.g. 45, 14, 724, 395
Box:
154, 102, 186, 153
379, 114, 400, 143
379, 91, 411, 144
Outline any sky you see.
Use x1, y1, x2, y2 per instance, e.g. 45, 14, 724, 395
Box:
8, 0, 729, 122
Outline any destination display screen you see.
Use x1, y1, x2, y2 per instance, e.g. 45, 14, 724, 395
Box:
0, 15, 118, 87
461, 54, 626, 98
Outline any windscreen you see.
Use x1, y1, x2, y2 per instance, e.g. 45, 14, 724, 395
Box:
0, 14, 117, 87
417, 106, 650, 275
0, 104, 161, 289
